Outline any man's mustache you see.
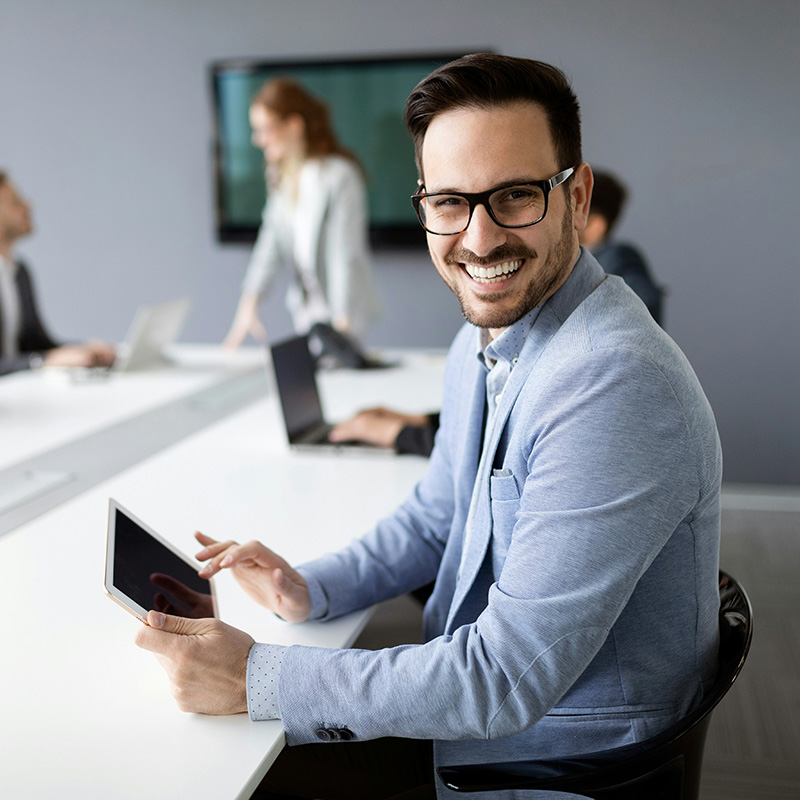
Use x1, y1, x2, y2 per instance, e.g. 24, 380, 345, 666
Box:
444, 243, 537, 267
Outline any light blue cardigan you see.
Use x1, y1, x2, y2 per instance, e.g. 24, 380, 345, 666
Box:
283, 250, 721, 798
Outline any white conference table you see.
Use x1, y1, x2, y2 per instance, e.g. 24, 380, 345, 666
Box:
0, 345, 270, 535
0, 346, 445, 800
0, 344, 266, 473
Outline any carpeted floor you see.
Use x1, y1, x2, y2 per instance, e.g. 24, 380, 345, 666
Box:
700, 506, 800, 798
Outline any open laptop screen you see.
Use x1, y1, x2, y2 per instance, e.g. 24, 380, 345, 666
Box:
270, 335, 325, 442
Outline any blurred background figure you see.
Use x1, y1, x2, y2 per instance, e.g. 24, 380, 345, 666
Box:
0, 171, 116, 376
580, 169, 664, 325
223, 78, 380, 350
328, 407, 440, 455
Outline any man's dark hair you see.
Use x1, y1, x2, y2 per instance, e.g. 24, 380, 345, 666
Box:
590, 171, 628, 238
403, 53, 582, 180
0, 171, 7, 188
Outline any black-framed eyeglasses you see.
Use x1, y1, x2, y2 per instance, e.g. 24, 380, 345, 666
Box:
411, 167, 575, 236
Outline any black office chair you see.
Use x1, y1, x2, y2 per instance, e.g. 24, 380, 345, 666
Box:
437, 570, 752, 799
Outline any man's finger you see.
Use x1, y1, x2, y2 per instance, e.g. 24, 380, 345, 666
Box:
199, 540, 273, 577
196, 539, 238, 565
194, 531, 218, 548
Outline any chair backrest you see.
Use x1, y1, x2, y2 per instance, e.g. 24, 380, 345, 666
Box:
553, 570, 754, 798
664, 570, 752, 727
437, 570, 753, 799
714, 571, 753, 710
635, 569, 753, 800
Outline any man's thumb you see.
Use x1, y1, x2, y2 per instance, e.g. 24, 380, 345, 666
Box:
146, 610, 168, 629
145, 610, 206, 635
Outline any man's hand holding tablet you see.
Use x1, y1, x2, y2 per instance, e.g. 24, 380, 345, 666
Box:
103, 500, 254, 715
136, 534, 312, 714
106, 500, 314, 715
134, 610, 253, 715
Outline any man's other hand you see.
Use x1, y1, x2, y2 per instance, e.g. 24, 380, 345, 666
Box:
195, 533, 312, 623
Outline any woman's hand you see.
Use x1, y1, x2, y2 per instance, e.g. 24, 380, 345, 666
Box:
223, 294, 267, 351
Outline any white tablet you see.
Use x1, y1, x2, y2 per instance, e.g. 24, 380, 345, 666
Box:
104, 498, 218, 623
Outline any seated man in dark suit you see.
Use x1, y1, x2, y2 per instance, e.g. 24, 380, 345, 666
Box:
580, 169, 664, 325
0, 171, 115, 376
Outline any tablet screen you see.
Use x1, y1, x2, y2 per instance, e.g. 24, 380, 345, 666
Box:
106, 501, 216, 620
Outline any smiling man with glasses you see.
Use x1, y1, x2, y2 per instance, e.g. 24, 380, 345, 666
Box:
136, 54, 722, 800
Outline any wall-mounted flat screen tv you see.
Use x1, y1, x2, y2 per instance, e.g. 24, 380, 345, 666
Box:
210, 52, 470, 248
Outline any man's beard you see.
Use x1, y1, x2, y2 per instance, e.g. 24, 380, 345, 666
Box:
442, 206, 576, 331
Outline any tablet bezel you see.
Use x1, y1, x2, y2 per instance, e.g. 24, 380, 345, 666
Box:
104, 498, 218, 623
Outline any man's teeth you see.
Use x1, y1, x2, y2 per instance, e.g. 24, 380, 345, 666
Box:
464, 259, 523, 283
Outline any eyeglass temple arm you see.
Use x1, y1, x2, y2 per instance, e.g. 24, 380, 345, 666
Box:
547, 167, 575, 190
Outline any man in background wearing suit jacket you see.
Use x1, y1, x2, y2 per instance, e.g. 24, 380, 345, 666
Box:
0, 171, 115, 376
135, 54, 722, 800
579, 169, 664, 326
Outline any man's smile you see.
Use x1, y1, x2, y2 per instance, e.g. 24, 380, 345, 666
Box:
462, 258, 524, 285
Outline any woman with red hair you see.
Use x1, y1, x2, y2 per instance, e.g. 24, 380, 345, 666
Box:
224, 78, 380, 349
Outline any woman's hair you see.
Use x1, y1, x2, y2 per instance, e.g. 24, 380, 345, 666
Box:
251, 77, 359, 165
403, 53, 582, 179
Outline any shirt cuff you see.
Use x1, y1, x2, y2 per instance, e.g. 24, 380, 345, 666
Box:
247, 643, 287, 721
296, 566, 330, 620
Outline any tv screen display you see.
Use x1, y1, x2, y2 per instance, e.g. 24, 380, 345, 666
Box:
209, 52, 469, 248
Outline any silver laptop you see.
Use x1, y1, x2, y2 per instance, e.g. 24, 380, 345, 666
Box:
270, 334, 390, 454
114, 297, 190, 372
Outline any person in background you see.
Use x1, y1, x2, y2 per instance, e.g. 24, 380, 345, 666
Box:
135, 54, 721, 800
328, 406, 440, 455
223, 78, 380, 350
0, 171, 115, 376
330, 171, 665, 456
580, 169, 664, 325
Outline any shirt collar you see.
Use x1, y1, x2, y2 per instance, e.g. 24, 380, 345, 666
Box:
476, 305, 541, 373
472, 246, 605, 372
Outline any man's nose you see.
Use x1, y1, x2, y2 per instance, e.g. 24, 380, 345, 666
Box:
460, 202, 507, 257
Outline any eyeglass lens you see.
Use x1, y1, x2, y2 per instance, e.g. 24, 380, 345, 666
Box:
418, 185, 547, 235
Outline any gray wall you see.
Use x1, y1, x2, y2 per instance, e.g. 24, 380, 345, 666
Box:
1, 0, 798, 486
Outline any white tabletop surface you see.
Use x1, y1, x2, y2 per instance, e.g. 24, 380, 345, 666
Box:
0, 344, 266, 473
0, 348, 446, 800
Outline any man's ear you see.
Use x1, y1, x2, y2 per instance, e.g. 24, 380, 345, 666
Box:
580, 213, 609, 248
571, 163, 594, 233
